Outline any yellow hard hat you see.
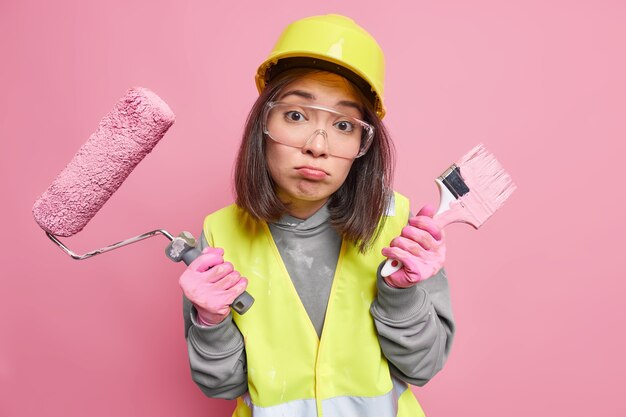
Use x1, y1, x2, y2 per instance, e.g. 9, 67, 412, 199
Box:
256, 14, 387, 118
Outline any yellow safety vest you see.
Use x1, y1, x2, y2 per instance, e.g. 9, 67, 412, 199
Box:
203, 192, 425, 417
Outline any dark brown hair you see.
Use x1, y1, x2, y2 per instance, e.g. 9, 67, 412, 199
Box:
234, 68, 395, 252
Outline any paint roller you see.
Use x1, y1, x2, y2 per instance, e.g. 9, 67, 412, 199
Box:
32, 87, 254, 314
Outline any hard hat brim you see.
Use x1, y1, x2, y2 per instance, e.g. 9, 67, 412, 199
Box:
256, 54, 386, 119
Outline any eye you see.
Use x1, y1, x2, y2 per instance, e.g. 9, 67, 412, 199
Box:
334, 120, 355, 133
284, 111, 307, 122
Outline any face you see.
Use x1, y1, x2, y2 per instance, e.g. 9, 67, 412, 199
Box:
264, 71, 364, 219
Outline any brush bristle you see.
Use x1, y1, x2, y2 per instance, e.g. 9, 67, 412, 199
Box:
455, 143, 517, 224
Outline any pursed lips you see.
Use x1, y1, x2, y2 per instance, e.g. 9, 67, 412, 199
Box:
295, 165, 329, 179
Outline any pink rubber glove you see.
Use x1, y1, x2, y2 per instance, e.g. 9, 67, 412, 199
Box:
179, 247, 248, 326
381, 203, 446, 288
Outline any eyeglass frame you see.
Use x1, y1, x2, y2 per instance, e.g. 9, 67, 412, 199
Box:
261, 101, 376, 159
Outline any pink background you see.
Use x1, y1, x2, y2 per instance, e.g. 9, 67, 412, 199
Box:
1, 0, 625, 416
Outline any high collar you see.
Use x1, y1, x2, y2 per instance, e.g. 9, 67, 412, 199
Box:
272, 202, 331, 231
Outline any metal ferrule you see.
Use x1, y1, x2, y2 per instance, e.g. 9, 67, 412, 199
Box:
438, 164, 470, 198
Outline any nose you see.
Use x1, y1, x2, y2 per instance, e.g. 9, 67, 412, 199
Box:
302, 129, 329, 157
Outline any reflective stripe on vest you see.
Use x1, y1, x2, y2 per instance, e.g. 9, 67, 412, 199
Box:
239, 376, 410, 417
204, 192, 425, 417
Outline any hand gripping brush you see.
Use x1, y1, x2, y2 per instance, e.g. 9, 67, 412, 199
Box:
381, 143, 517, 277
32, 87, 254, 314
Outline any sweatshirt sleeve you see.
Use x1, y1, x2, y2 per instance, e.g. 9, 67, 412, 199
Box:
182, 231, 248, 399
370, 267, 455, 386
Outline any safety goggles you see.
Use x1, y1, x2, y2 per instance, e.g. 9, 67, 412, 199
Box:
262, 101, 375, 159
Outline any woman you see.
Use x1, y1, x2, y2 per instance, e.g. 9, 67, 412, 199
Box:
180, 14, 455, 417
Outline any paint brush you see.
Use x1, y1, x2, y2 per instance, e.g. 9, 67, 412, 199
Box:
381, 143, 517, 277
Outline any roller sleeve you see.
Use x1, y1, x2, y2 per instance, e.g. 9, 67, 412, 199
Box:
32, 87, 175, 237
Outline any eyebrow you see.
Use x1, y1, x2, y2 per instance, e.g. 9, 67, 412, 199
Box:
279, 89, 364, 114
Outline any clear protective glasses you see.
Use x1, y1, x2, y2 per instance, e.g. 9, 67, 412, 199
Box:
262, 101, 375, 159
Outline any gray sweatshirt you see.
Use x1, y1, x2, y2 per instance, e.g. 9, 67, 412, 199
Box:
183, 203, 455, 399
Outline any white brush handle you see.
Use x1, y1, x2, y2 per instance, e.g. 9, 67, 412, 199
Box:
381, 178, 454, 278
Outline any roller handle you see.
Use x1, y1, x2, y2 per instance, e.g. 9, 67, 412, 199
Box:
166, 232, 254, 315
